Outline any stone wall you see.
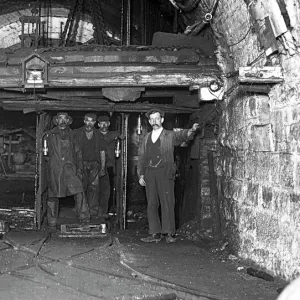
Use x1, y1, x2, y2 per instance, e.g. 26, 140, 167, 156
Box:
212, 0, 300, 280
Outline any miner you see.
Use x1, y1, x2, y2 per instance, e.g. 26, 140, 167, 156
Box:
97, 115, 122, 217
73, 113, 106, 217
44, 112, 90, 227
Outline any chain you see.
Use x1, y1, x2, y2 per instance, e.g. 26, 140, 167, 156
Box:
67, 0, 84, 46
60, 0, 76, 46
89, 0, 109, 45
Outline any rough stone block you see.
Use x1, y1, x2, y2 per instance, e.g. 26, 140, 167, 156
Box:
262, 186, 273, 209
240, 207, 256, 232
256, 213, 279, 243
279, 153, 294, 188
289, 122, 300, 141
270, 153, 280, 184
256, 152, 271, 182
246, 182, 259, 206
293, 162, 300, 190
246, 95, 270, 124
245, 151, 256, 179
273, 189, 290, 213
232, 156, 245, 179
250, 124, 274, 151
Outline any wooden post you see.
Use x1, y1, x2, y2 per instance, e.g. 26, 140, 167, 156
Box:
7, 135, 12, 169
197, 140, 202, 233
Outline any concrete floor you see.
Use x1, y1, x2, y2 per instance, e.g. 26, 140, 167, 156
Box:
0, 227, 287, 300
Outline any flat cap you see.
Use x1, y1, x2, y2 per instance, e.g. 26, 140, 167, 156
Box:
145, 109, 165, 119
97, 115, 110, 122
84, 112, 97, 120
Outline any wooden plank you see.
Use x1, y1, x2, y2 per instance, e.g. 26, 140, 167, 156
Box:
240, 84, 272, 94
239, 66, 283, 83
48, 49, 201, 64
0, 67, 22, 76
0, 100, 195, 113
48, 74, 218, 87
49, 64, 219, 76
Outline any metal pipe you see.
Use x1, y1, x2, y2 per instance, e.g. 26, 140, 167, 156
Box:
126, 0, 131, 46
122, 114, 129, 230
121, 0, 125, 46
141, 0, 145, 45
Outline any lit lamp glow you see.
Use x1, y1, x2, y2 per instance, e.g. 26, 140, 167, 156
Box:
26, 64, 44, 84
115, 138, 121, 158
136, 114, 142, 135
43, 137, 48, 155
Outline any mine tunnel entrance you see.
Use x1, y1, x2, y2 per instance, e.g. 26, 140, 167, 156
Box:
35, 110, 193, 232
0, 104, 222, 241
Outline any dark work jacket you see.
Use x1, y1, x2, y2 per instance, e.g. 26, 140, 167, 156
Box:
99, 130, 120, 169
72, 127, 106, 167
137, 128, 192, 180
45, 127, 84, 198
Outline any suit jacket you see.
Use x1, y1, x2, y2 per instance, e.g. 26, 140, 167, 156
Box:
137, 128, 192, 179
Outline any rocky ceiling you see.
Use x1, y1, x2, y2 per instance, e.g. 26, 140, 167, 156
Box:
0, 0, 222, 113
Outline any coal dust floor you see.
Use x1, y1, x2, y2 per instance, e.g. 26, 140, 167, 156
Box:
0, 229, 286, 300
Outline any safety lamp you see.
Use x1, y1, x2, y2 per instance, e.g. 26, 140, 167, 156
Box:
136, 114, 142, 135
22, 53, 48, 89
115, 138, 121, 158
26, 64, 44, 84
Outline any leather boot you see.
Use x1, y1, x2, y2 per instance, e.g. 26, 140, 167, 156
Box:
47, 197, 59, 227
75, 192, 90, 223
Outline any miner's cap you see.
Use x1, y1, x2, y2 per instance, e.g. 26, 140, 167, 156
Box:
145, 109, 165, 119
84, 112, 97, 120
97, 115, 110, 122
53, 112, 73, 125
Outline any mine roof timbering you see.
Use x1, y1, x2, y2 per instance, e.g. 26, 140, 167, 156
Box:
0, 44, 221, 89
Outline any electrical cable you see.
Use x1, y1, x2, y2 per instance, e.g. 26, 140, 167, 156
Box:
227, 26, 252, 47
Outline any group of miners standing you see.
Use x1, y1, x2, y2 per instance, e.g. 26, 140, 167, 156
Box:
44, 112, 119, 228
44, 109, 199, 244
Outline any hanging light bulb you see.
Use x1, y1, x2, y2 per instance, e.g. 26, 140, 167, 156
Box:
136, 114, 142, 135
115, 138, 121, 158
42, 136, 48, 156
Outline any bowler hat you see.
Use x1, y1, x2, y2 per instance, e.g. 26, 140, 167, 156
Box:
145, 109, 165, 119
97, 115, 110, 122
53, 112, 73, 125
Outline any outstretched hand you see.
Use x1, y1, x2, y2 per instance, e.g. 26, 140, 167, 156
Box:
191, 123, 200, 132
139, 175, 146, 186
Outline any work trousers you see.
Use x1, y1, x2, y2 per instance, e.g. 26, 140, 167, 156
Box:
98, 166, 113, 215
83, 161, 100, 216
47, 192, 90, 226
144, 166, 175, 235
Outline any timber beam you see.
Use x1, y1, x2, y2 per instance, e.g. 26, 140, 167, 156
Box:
0, 65, 220, 88
0, 47, 221, 89
0, 100, 196, 114
239, 66, 283, 83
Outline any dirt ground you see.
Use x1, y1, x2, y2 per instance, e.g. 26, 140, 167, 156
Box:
0, 179, 288, 299
0, 225, 287, 300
